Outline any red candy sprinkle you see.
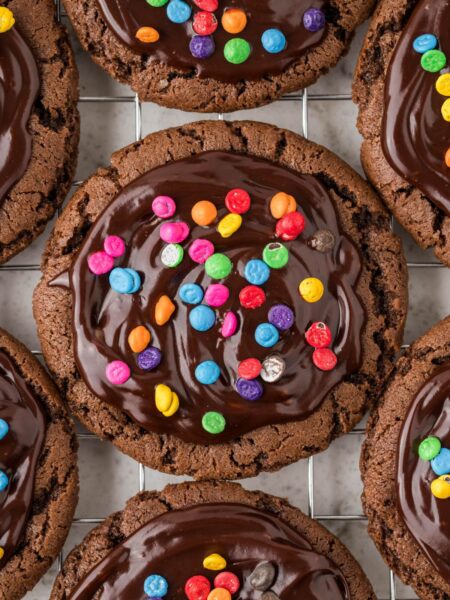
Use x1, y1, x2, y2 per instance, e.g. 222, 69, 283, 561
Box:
238, 358, 262, 380
194, 0, 218, 11
275, 211, 305, 241
193, 11, 218, 35
239, 285, 266, 309
185, 575, 211, 600
214, 572, 241, 594
312, 348, 337, 371
305, 322, 332, 349
225, 188, 251, 214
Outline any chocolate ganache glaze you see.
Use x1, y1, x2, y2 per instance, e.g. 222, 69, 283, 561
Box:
396, 364, 450, 583
65, 151, 364, 445
96, 0, 328, 83
382, 0, 450, 215
68, 502, 350, 600
0, 349, 46, 564
0, 23, 39, 206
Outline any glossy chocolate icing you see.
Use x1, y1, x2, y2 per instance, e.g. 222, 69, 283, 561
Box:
0, 25, 39, 206
68, 502, 350, 599
382, 0, 450, 215
396, 363, 450, 583
64, 151, 364, 445
96, 0, 328, 82
0, 350, 46, 564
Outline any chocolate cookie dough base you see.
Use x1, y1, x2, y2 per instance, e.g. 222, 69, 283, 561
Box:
353, 0, 450, 266
50, 481, 376, 599
0, 329, 78, 600
34, 120, 407, 480
361, 317, 450, 599
63, 0, 375, 112
0, 0, 79, 265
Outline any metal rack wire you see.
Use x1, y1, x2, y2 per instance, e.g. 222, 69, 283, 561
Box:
0, 1, 429, 598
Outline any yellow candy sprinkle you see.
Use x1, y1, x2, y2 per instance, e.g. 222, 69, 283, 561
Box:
442, 98, 450, 122
155, 384, 179, 417
299, 277, 324, 303
217, 213, 242, 238
0, 547, 4, 560
0, 7, 15, 33
436, 73, 450, 97
431, 475, 450, 499
163, 391, 179, 417
203, 553, 227, 571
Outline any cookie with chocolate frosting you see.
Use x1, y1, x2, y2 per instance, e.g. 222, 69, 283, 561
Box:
354, 0, 450, 266
0, 328, 78, 600
50, 481, 376, 600
361, 316, 450, 599
62, 0, 375, 112
0, 0, 79, 265
33, 120, 407, 479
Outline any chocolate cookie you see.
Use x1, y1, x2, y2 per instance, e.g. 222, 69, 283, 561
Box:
50, 480, 376, 599
0, 328, 78, 600
33, 120, 407, 480
63, 0, 374, 112
361, 316, 450, 599
353, 0, 450, 266
0, 0, 79, 265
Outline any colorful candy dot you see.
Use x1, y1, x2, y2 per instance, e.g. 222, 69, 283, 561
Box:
161, 243, 184, 267
195, 360, 221, 384
155, 295, 176, 325
437, 73, 450, 96
221, 311, 238, 337
261, 354, 286, 383
225, 188, 251, 214
217, 213, 242, 238
0, 7, 15, 33
0, 547, 4, 560
309, 229, 335, 252
202, 411, 226, 434
244, 259, 270, 286
431, 448, 450, 476
262, 242, 289, 269
413, 33, 438, 54
191, 200, 217, 226
104, 235, 125, 258
445, 148, 450, 167
236, 377, 264, 400
160, 221, 190, 244
0, 419, 9, 441
205, 253, 232, 279
261, 28, 286, 54
166, 0, 191, 23
418, 436, 442, 461
268, 304, 294, 331
214, 572, 240, 594
441, 98, 450, 122
189, 238, 215, 264
303, 8, 325, 32
203, 553, 227, 570
155, 384, 179, 417
137, 347, 162, 371
204, 283, 229, 307
238, 358, 262, 380
305, 322, 332, 348
136, 26, 160, 43
312, 348, 337, 371
276, 211, 305, 241
194, 0, 218, 10
224, 38, 251, 64
190, 35, 216, 59
152, 195, 176, 219
109, 267, 141, 294
255, 323, 279, 348
421, 49, 446, 73
179, 283, 204, 305
88, 251, 114, 275
146, 0, 169, 6
222, 8, 247, 34
207, 589, 231, 600
128, 325, 151, 353
193, 11, 218, 36
270, 192, 296, 219
431, 475, 450, 499
249, 562, 276, 591
185, 576, 211, 600
299, 277, 324, 303
144, 574, 169, 598
0, 470, 8, 492
189, 305, 216, 331
106, 360, 130, 385
239, 285, 266, 309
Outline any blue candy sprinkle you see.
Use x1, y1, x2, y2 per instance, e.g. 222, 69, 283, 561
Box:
179, 283, 204, 305
244, 259, 270, 286
166, 0, 191, 24
109, 267, 141, 294
0, 419, 9, 441
431, 447, 450, 476
124, 268, 141, 293
0, 470, 9, 492
195, 360, 221, 385
261, 28, 287, 54
144, 574, 168, 598
189, 305, 216, 332
255, 323, 280, 348
413, 34, 438, 54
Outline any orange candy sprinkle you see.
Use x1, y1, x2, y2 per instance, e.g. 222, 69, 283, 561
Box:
191, 200, 218, 226
128, 326, 151, 353
135, 26, 160, 43
207, 588, 232, 600
221, 8, 247, 34
155, 295, 176, 326
445, 148, 450, 168
270, 192, 297, 219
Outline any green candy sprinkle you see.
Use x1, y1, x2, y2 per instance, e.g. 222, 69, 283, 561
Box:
418, 436, 442, 461
205, 253, 232, 279
202, 411, 226, 434
224, 38, 251, 64
421, 49, 447, 73
262, 242, 289, 269
146, 0, 169, 6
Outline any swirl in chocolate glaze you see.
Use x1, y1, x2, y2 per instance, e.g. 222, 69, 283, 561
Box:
382, 0, 450, 215
68, 502, 350, 599
65, 151, 364, 445
0, 350, 46, 564
96, 0, 327, 82
396, 364, 450, 583
0, 25, 39, 206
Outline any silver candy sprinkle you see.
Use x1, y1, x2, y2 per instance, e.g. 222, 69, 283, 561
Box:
309, 229, 335, 252
161, 243, 183, 267
261, 355, 286, 383
249, 561, 276, 591
261, 592, 281, 600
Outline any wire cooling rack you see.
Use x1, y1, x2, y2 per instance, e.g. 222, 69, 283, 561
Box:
2, 0, 445, 597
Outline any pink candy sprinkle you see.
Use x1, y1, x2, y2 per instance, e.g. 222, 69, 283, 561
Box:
104, 235, 125, 258
221, 311, 238, 338
87, 251, 114, 275
106, 360, 130, 385
205, 284, 229, 307
188, 238, 214, 264
152, 195, 176, 219
160, 221, 190, 244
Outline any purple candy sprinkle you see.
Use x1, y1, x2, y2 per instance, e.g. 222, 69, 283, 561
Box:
303, 8, 326, 32
189, 35, 215, 59
236, 378, 264, 401
268, 304, 295, 331
137, 347, 162, 371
